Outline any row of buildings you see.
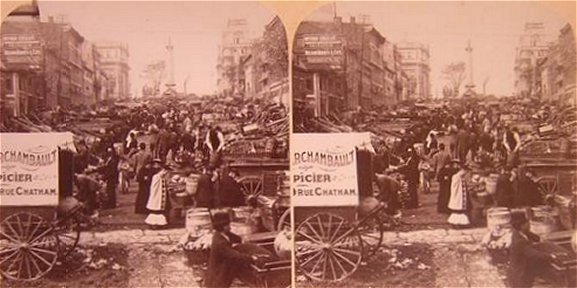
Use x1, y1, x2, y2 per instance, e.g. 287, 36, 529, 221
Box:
514, 22, 576, 107
216, 17, 289, 107
1, 5, 130, 117
292, 16, 431, 116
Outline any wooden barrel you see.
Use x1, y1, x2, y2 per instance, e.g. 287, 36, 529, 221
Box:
186, 208, 211, 234
529, 206, 559, 236
487, 207, 512, 231
485, 174, 499, 195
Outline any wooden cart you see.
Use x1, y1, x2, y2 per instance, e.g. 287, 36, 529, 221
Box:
223, 154, 290, 232
239, 232, 292, 288
292, 133, 396, 282
0, 133, 85, 281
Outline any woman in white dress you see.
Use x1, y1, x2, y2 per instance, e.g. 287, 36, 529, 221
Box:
144, 159, 171, 229
447, 162, 471, 228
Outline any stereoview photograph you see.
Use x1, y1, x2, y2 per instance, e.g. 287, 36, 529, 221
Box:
0, 1, 290, 287
291, 1, 576, 287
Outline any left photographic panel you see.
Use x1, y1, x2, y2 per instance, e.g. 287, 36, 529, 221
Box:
0, 1, 290, 287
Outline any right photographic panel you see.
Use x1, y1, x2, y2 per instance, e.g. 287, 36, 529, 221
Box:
291, 1, 576, 287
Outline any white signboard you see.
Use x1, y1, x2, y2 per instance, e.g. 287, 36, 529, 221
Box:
0, 133, 74, 206
292, 133, 367, 207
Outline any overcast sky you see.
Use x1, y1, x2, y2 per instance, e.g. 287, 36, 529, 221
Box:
307, 1, 575, 97
36, 1, 275, 96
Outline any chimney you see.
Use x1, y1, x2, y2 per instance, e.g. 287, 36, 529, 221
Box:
350, 16, 356, 24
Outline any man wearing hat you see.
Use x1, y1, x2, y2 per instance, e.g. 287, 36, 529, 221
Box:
204, 211, 259, 288
508, 210, 556, 287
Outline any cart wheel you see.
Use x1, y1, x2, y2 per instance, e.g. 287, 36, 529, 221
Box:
295, 213, 363, 282
238, 176, 263, 197
277, 209, 291, 232
0, 212, 59, 281
53, 214, 82, 258
536, 176, 558, 199
357, 213, 384, 259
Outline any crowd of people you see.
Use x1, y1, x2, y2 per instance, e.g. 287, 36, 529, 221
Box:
68, 98, 277, 230
370, 99, 553, 229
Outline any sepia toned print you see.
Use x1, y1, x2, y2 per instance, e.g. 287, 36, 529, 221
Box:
0, 1, 290, 287
292, 1, 576, 288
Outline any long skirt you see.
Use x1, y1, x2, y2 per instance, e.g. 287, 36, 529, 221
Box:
135, 182, 150, 214
437, 181, 451, 214
448, 212, 470, 227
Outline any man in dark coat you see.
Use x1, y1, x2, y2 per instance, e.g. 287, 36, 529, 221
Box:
508, 212, 555, 287
135, 161, 155, 214
96, 147, 120, 209
204, 211, 257, 288
513, 169, 543, 208
154, 126, 171, 163
399, 148, 420, 209
195, 167, 215, 208
496, 167, 516, 208
216, 170, 245, 208
455, 126, 470, 163
437, 160, 460, 214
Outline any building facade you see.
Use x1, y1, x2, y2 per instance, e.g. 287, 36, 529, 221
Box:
1, 15, 44, 116
513, 22, 553, 99
536, 23, 576, 106
216, 19, 252, 97
241, 16, 289, 106
397, 42, 431, 100
95, 41, 130, 100
293, 16, 407, 117
1, 11, 121, 118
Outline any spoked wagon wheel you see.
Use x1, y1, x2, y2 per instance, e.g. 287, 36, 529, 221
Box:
277, 208, 291, 231
53, 215, 81, 258
0, 212, 59, 281
357, 213, 384, 260
238, 176, 263, 197
536, 176, 558, 199
295, 213, 363, 282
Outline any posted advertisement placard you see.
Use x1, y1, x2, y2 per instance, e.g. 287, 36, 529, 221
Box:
0, 133, 73, 206
292, 133, 363, 207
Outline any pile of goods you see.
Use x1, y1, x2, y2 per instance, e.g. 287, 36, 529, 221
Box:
179, 230, 213, 265
168, 174, 199, 207
223, 103, 289, 160
468, 174, 493, 207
